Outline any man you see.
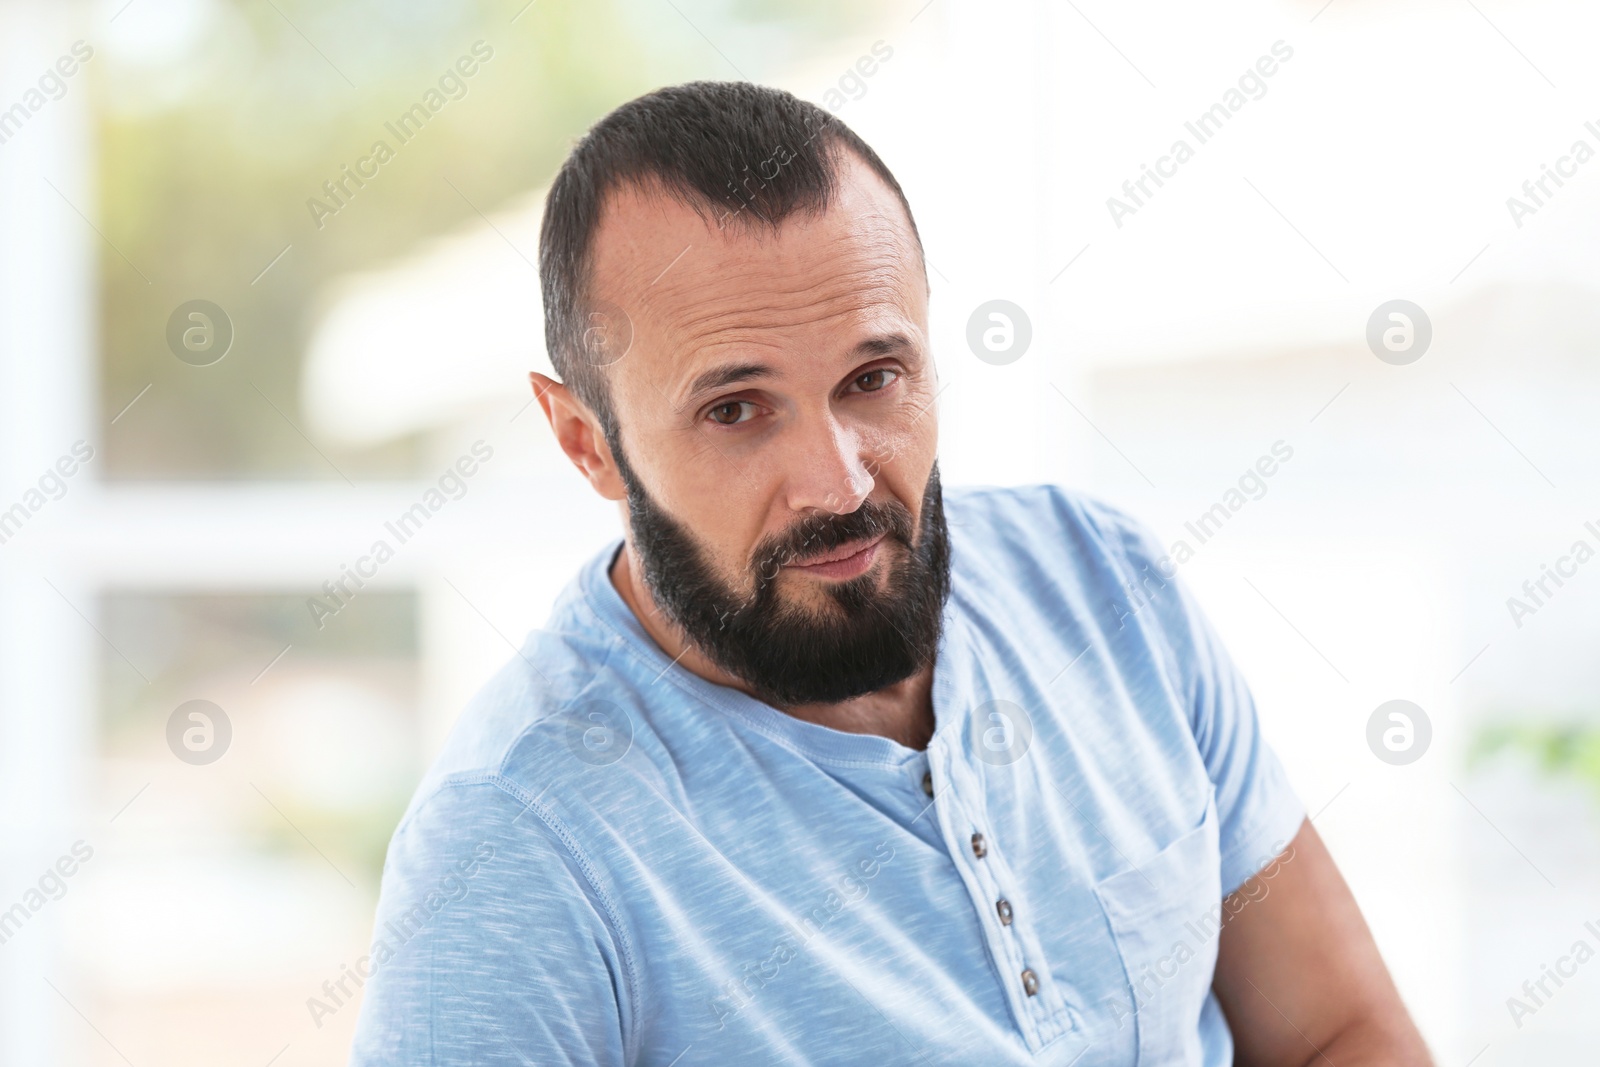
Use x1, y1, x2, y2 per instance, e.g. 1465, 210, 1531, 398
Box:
349, 82, 1431, 1065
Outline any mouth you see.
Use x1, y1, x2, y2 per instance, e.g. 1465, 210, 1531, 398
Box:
782, 532, 888, 581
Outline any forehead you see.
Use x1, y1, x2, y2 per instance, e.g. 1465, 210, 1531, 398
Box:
585, 153, 926, 402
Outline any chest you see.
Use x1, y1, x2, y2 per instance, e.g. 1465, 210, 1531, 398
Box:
564, 661, 1224, 1066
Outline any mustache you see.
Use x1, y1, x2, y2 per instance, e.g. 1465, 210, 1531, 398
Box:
750, 498, 912, 580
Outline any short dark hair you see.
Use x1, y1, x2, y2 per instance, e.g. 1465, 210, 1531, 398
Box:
538, 80, 923, 442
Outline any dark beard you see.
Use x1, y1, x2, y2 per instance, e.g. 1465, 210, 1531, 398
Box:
610, 442, 952, 707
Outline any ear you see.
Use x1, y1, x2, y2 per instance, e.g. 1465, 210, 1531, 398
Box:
529, 372, 626, 501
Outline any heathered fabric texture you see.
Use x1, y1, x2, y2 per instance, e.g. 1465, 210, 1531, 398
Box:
349, 484, 1305, 1066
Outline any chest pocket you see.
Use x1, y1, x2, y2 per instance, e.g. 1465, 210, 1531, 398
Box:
1091, 791, 1222, 1065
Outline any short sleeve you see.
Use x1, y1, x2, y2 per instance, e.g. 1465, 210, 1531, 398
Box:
1082, 494, 1307, 898
347, 779, 631, 1066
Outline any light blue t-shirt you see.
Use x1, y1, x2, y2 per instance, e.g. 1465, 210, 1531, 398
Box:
348, 484, 1305, 1066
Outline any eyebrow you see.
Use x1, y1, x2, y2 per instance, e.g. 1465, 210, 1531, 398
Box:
684, 361, 771, 401
680, 334, 916, 405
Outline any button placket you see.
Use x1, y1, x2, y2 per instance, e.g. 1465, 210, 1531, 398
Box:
936, 748, 1076, 1048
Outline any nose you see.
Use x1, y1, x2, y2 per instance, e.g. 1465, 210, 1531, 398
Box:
783, 411, 874, 517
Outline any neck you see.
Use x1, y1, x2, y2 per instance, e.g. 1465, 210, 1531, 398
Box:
608, 541, 937, 751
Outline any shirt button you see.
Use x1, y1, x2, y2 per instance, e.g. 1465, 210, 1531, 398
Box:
970, 832, 987, 858
921, 770, 933, 797
1021, 969, 1039, 997
996, 899, 1014, 926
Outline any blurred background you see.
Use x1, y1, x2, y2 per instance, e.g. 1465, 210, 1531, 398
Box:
2, 0, 1599, 1062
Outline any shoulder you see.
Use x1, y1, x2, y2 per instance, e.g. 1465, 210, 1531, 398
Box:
351, 772, 637, 1064
943, 482, 1202, 699
942, 482, 1172, 602
399, 632, 588, 799
356, 563, 662, 1061
396, 617, 664, 846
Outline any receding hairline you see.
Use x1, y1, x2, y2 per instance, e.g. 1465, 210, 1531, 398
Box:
581, 148, 928, 303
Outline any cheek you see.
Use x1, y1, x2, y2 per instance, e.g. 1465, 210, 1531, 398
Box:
666, 468, 781, 575
866, 406, 937, 490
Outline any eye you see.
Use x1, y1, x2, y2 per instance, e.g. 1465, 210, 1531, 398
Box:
848, 368, 900, 394
707, 400, 760, 426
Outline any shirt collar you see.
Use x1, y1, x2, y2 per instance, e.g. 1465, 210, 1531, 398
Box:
573, 536, 972, 769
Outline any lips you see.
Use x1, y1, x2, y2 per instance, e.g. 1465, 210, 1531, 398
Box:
786, 531, 887, 569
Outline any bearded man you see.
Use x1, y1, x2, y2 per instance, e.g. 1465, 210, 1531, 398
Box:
350, 81, 1431, 1067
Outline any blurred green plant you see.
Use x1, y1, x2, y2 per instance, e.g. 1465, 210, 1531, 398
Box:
1469, 720, 1600, 798
97, 0, 882, 480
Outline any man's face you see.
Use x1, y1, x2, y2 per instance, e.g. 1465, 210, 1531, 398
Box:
587, 152, 948, 707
